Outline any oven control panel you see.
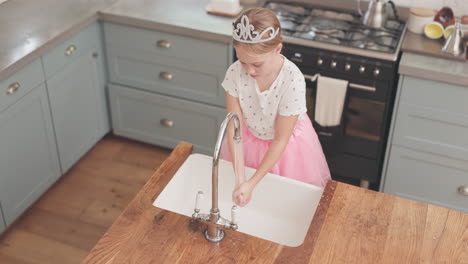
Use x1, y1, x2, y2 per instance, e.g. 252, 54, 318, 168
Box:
282, 43, 397, 81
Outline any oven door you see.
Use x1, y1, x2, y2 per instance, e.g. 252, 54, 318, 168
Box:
304, 73, 392, 182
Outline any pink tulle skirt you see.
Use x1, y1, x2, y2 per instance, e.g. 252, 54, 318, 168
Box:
221, 114, 331, 188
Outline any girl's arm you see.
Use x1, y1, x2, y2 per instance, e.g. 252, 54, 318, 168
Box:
233, 114, 299, 206
225, 92, 245, 187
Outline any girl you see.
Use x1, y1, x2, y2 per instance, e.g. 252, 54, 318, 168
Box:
222, 8, 331, 207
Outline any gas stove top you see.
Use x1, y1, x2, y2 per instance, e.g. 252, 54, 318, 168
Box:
265, 2, 406, 61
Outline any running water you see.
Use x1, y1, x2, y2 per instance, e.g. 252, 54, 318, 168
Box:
233, 140, 246, 187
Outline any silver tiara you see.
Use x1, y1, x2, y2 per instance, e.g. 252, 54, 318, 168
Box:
232, 15, 280, 44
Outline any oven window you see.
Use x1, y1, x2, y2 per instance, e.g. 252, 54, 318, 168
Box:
305, 86, 385, 142
345, 97, 384, 142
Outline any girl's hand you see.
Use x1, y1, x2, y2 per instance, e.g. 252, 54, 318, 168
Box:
232, 181, 254, 207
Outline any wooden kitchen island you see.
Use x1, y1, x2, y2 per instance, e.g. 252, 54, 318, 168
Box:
82, 142, 468, 263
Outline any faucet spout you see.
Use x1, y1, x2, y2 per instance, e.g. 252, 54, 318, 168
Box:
205, 112, 241, 242
212, 112, 241, 210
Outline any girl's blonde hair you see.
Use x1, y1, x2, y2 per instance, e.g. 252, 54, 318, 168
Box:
233, 8, 282, 54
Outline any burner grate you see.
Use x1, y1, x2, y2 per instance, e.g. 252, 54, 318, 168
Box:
264, 1, 405, 54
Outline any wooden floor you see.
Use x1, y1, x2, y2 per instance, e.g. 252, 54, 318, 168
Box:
0, 134, 172, 264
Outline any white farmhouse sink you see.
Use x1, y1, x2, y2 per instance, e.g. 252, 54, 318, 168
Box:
153, 153, 324, 247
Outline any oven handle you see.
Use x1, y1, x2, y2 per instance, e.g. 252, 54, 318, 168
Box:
303, 74, 376, 93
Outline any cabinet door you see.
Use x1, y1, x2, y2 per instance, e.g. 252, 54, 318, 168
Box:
109, 84, 226, 155
0, 84, 61, 225
384, 146, 468, 213
46, 49, 109, 173
0, 202, 5, 233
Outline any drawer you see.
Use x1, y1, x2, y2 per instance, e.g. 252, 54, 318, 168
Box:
109, 84, 226, 154
0, 59, 44, 112
400, 76, 468, 115
392, 102, 468, 160
107, 47, 226, 107
104, 23, 229, 67
42, 23, 101, 79
383, 145, 468, 213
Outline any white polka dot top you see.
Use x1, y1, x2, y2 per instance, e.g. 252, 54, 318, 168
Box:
221, 56, 307, 140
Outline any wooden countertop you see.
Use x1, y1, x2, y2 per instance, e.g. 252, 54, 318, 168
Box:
82, 142, 468, 263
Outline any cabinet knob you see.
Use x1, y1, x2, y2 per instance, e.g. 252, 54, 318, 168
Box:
317, 58, 323, 65
6, 82, 20, 95
373, 68, 380, 76
159, 72, 173, 81
157, 40, 171, 49
345, 63, 351, 71
160, 118, 174, 128
359, 65, 366, 74
65, 45, 77, 56
458, 185, 468, 196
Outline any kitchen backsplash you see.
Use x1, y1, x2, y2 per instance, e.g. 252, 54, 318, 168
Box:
392, 0, 468, 16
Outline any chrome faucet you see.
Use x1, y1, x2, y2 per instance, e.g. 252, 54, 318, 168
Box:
191, 112, 240, 242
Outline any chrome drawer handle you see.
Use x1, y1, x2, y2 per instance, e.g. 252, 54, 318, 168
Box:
290, 57, 303, 63
458, 185, 468, 196
157, 40, 171, 49
160, 118, 174, 128
6, 82, 20, 95
65, 45, 77, 56
303, 74, 376, 93
348, 83, 376, 93
159, 72, 173, 81
318, 131, 333, 137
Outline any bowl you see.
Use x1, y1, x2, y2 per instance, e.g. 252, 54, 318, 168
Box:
444, 25, 455, 39
424, 21, 444, 39
462, 15, 468, 25
407, 8, 436, 34
434, 7, 455, 28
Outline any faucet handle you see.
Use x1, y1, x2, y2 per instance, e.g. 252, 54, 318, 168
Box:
231, 205, 238, 225
194, 191, 203, 212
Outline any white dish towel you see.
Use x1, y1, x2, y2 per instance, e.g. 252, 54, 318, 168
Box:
314, 75, 348, 127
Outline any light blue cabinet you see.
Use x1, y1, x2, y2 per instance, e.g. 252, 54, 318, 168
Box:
44, 23, 109, 173
0, 202, 6, 232
0, 22, 109, 229
104, 23, 229, 107
382, 75, 468, 213
104, 23, 231, 154
0, 83, 61, 225
109, 84, 226, 154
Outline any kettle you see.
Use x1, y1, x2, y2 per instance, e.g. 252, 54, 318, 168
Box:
441, 20, 465, 56
357, 0, 399, 28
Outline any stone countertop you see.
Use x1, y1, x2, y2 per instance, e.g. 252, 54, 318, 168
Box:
402, 31, 467, 62
0, 0, 118, 81
2, 0, 467, 88
99, 0, 233, 43
0, 0, 234, 81
399, 52, 468, 87
82, 142, 468, 264
399, 28, 468, 87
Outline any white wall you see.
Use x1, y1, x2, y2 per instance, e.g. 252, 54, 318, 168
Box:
392, 0, 468, 16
